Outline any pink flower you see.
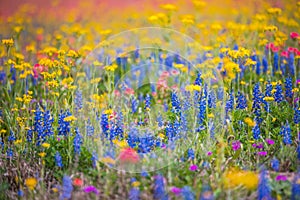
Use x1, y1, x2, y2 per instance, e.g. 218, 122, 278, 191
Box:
290, 32, 299, 39
253, 143, 264, 149
119, 148, 139, 164
170, 187, 182, 196
125, 88, 134, 95
33, 64, 46, 79
271, 46, 279, 52
170, 69, 180, 76
266, 43, 274, 49
280, 51, 288, 58
266, 139, 274, 145
83, 185, 99, 195
207, 151, 212, 156
275, 175, 287, 181
232, 141, 241, 151
161, 71, 170, 78
258, 151, 267, 156
287, 47, 296, 53
189, 164, 198, 171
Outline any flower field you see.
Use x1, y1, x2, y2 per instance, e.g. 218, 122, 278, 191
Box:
0, 0, 300, 199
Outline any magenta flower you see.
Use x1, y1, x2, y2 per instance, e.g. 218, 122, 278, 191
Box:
232, 141, 241, 151
258, 151, 267, 156
83, 186, 99, 195
276, 175, 287, 181
253, 143, 264, 149
170, 187, 182, 196
266, 139, 274, 145
189, 164, 198, 171
207, 151, 212, 156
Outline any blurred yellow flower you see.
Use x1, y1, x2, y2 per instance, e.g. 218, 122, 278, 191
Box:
25, 177, 37, 190
64, 116, 77, 122
41, 143, 50, 148
223, 168, 258, 190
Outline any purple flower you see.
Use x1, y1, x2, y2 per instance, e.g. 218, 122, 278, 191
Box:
258, 151, 267, 156
266, 139, 274, 145
83, 186, 99, 195
276, 175, 287, 181
232, 140, 241, 151
189, 164, 198, 171
170, 187, 182, 196
253, 143, 264, 149
207, 151, 212, 156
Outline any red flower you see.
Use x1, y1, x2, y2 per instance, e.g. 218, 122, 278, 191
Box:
73, 178, 83, 187
287, 47, 296, 53
119, 148, 139, 164
290, 32, 299, 39
266, 42, 274, 49
271, 46, 279, 52
280, 51, 288, 58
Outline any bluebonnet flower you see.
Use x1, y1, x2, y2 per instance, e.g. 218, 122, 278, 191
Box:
194, 72, 202, 86
17, 189, 24, 197
58, 110, 72, 136
144, 94, 151, 111
252, 83, 263, 124
180, 112, 188, 133
153, 175, 168, 200
73, 128, 82, 154
256, 56, 261, 75
157, 114, 163, 127
225, 92, 234, 113
187, 148, 195, 160
34, 106, 44, 145
271, 157, 280, 171
181, 186, 195, 200
199, 185, 214, 200
131, 97, 139, 114
91, 151, 98, 168
129, 187, 140, 200
258, 167, 272, 200
74, 89, 83, 112
208, 91, 216, 108
86, 119, 94, 137
198, 97, 206, 125
291, 172, 300, 200
100, 113, 109, 138
236, 92, 247, 109
262, 56, 268, 74
265, 82, 273, 98
43, 110, 54, 137
7, 148, 13, 158
274, 84, 284, 103
289, 51, 295, 75
8, 130, 16, 142
217, 87, 224, 100
171, 92, 181, 113
55, 151, 63, 168
252, 124, 260, 140
60, 175, 73, 200
27, 129, 33, 142
282, 122, 292, 145
273, 52, 279, 73
285, 77, 293, 98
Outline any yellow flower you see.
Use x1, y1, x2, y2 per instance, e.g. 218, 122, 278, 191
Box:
132, 181, 140, 187
158, 133, 165, 139
0, 129, 7, 134
2, 38, 14, 46
14, 139, 22, 145
263, 97, 274, 102
113, 139, 128, 148
104, 109, 113, 115
64, 116, 77, 122
104, 64, 118, 72
292, 88, 299, 93
240, 81, 246, 85
160, 4, 177, 11
38, 152, 46, 158
25, 177, 37, 190
272, 118, 277, 122
244, 118, 255, 127
207, 113, 214, 118
41, 143, 50, 148
223, 168, 258, 190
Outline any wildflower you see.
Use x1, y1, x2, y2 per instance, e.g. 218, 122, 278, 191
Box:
290, 32, 299, 39
225, 92, 234, 113
274, 84, 284, 103
119, 148, 139, 163
285, 77, 293, 98
236, 92, 247, 109
187, 148, 195, 160
64, 116, 77, 122
244, 118, 255, 127
271, 157, 280, 171
291, 172, 300, 200
144, 94, 151, 111
224, 168, 258, 189
25, 177, 37, 190
38, 152, 46, 158
199, 185, 214, 200
58, 110, 72, 136
252, 124, 261, 140
154, 175, 168, 200
74, 89, 83, 112
189, 164, 198, 171
232, 140, 241, 151
60, 176, 73, 200
129, 187, 140, 200
55, 151, 63, 168
170, 187, 182, 196
73, 178, 83, 187
171, 92, 181, 113
266, 139, 274, 145
276, 175, 287, 181
73, 128, 82, 155
104, 64, 117, 72
181, 186, 195, 200
83, 185, 99, 195
2, 38, 14, 46
258, 151, 267, 156
41, 142, 50, 148
258, 167, 272, 200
